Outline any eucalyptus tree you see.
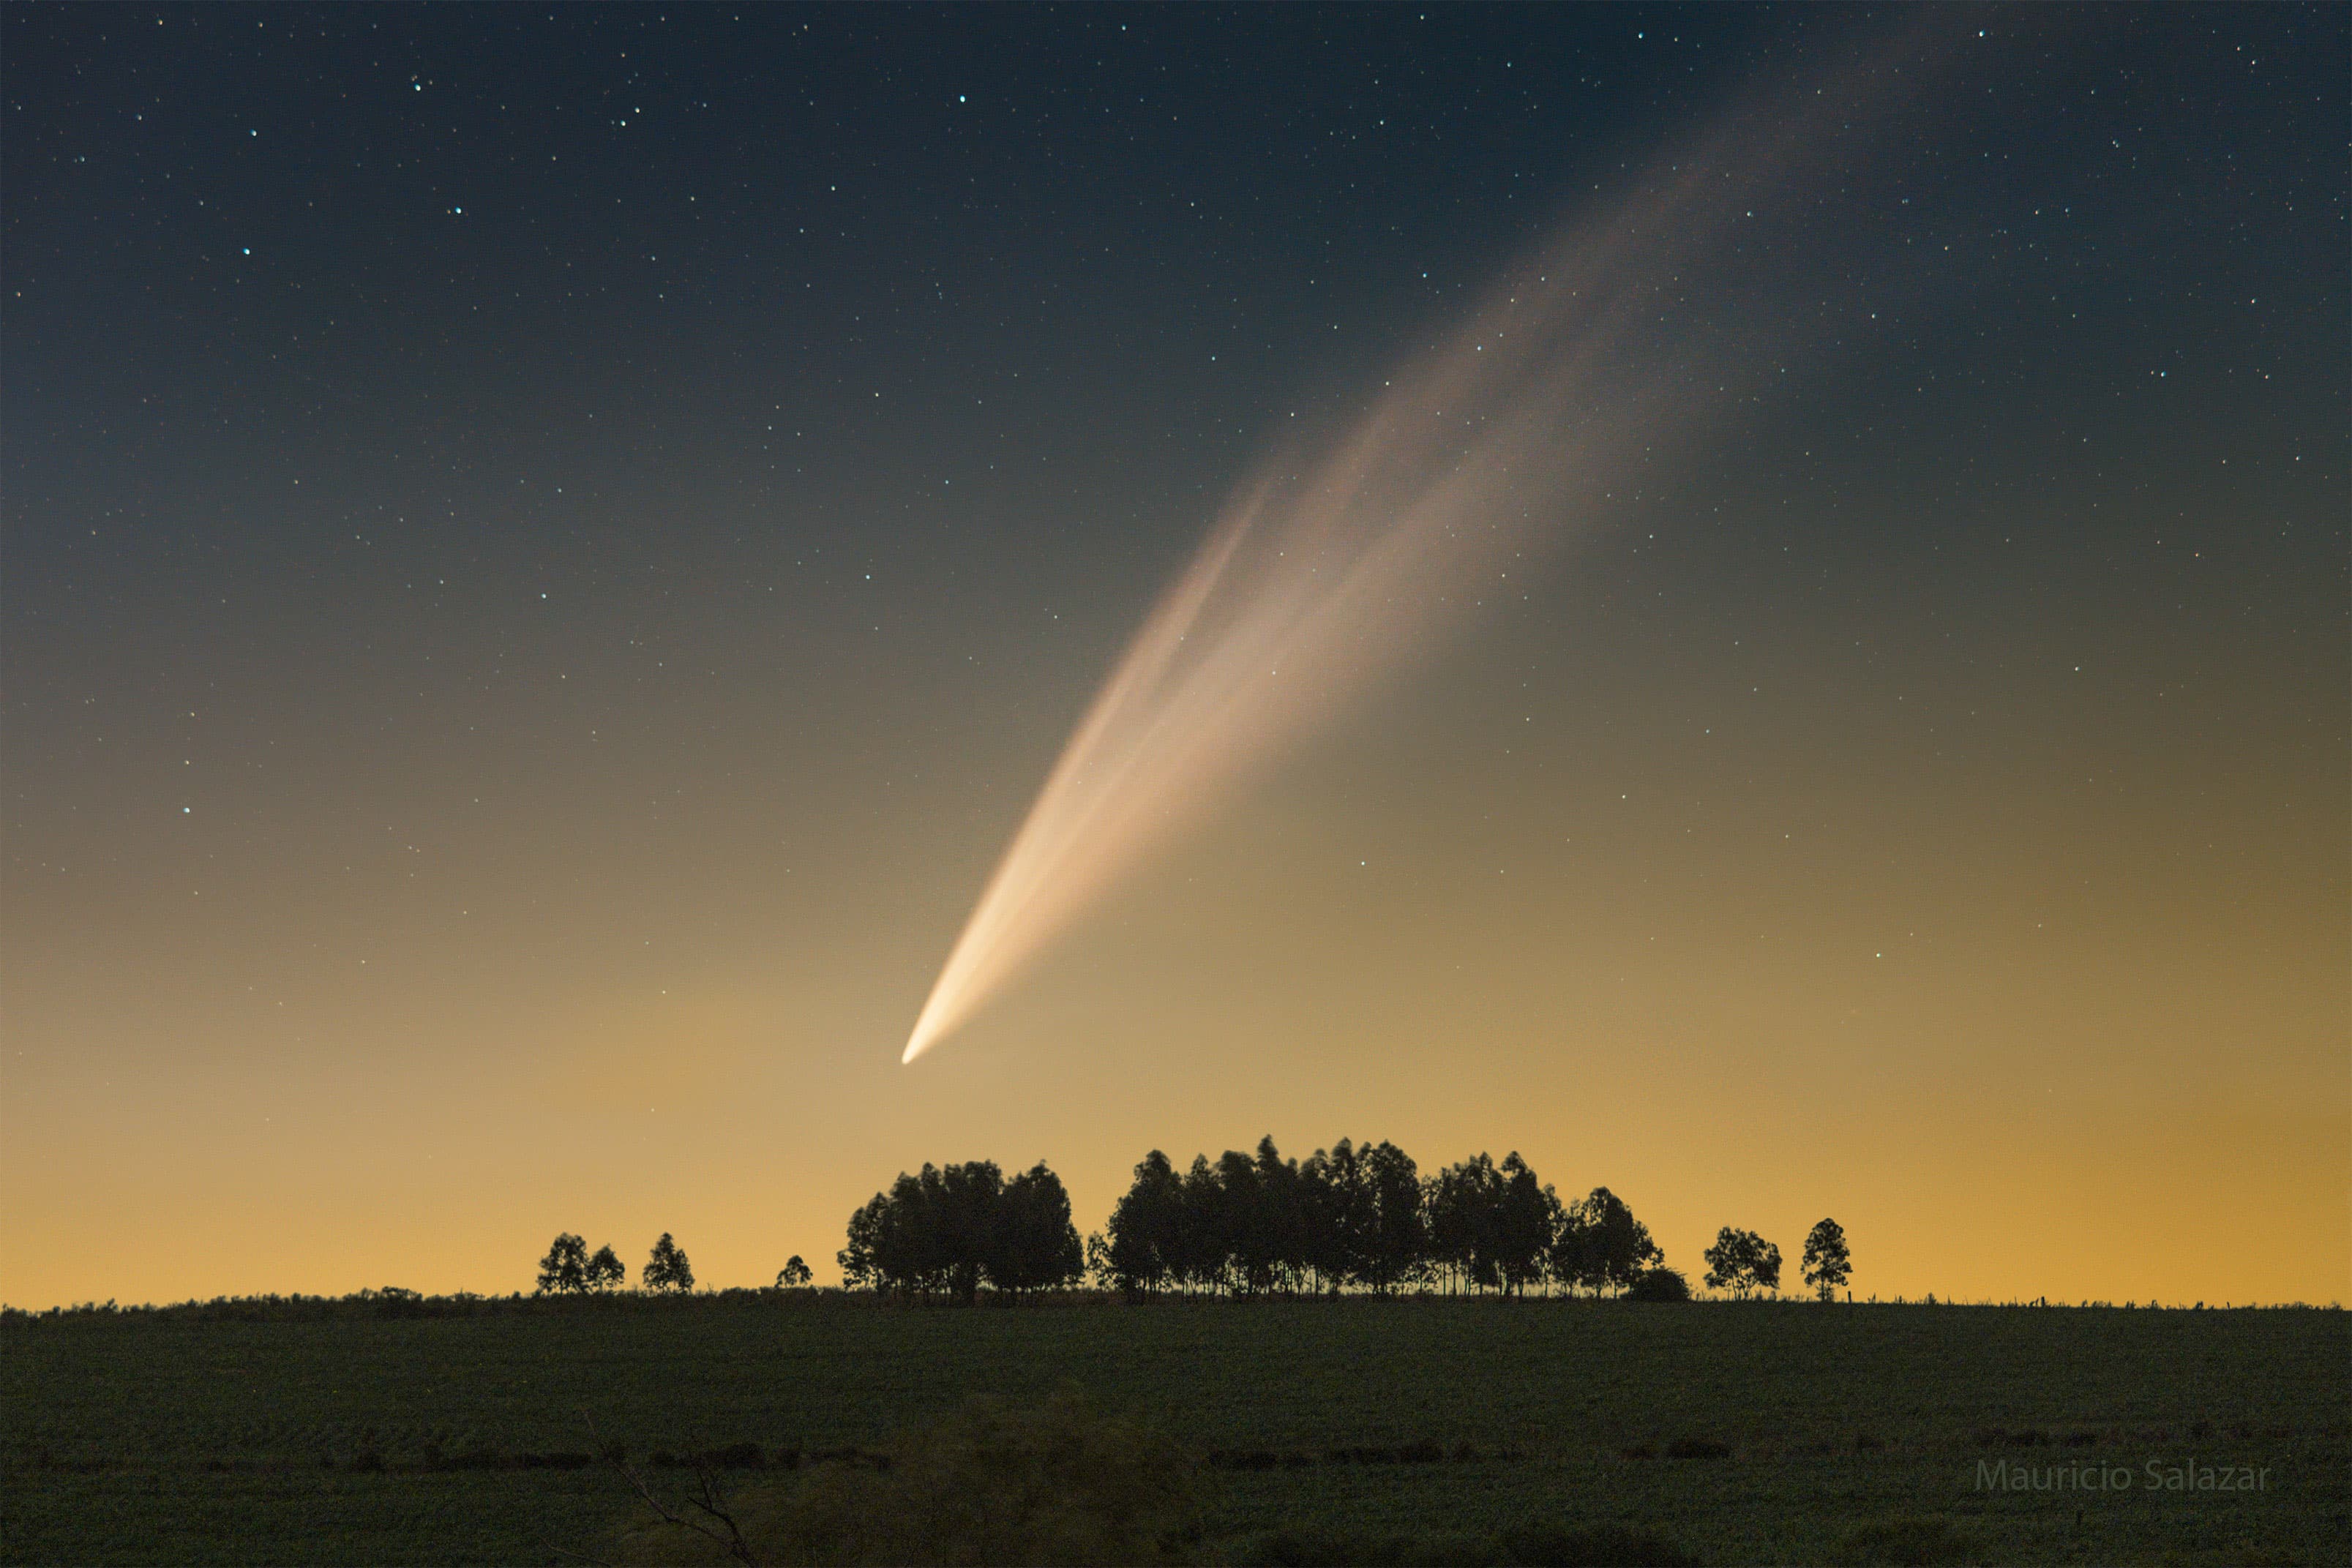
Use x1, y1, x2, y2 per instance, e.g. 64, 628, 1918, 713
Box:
585, 1244, 626, 1292
1800, 1218, 1851, 1301
1104, 1149, 1186, 1297
990, 1161, 1084, 1297
1555, 1187, 1663, 1297
1702, 1226, 1782, 1299
643, 1232, 694, 1293
1357, 1140, 1428, 1294
1494, 1153, 1560, 1296
535, 1233, 588, 1295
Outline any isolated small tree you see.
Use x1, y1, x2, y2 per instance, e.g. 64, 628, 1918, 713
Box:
585, 1244, 626, 1292
776, 1255, 813, 1288
536, 1232, 588, 1295
1801, 1218, 1851, 1301
1702, 1226, 1783, 1299
643, 1232, 694, 1293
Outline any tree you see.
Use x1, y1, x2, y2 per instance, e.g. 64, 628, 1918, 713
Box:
843, 1166, 952, 1298
1215, 1146, 1275, 1295
1426, 1154, 1506, 1294
1103, 1150, 1185, 1297
585, 1244, 626, 1292
1494, 1153, 1560, 1296
937, 1160, 1008, 1304
536, 1232, 588, 1295
1300, 1139, 1368, 1293
989, 1161, 1083, 1297
839, 1191, 887, 1291
1172, 1155, 1225, 1294
1801, 1218, 1851, 1301
1253, 1136, 1311, 1294
1556, 1188, 1662, 1296
776, 1256, 813, 1288
643, 1232, 694, 1293
1701, 1226, 1782, 1299
1358, 1140, 1427, 1294
1084, 1230, 1114, 1291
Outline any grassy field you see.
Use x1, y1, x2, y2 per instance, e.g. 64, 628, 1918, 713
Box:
2, 1294, 2344, 1565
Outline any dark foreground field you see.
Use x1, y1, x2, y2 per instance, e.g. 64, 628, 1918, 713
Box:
2, 1295, 2344, 1566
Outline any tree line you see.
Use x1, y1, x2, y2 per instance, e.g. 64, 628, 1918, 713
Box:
836, 1137, 1854, 1303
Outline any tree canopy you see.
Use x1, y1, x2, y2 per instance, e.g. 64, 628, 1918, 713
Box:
839, 1160, 1084, 1302
1086, 1139, 1668, 1300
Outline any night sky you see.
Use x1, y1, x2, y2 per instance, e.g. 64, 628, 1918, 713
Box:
4, 5, 2343, 1310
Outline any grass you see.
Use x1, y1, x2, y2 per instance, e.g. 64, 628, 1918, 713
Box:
2, 1295, 2345, 1564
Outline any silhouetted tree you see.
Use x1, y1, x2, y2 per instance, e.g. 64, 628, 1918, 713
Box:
1427, 1154, 1507, 1293
585, 1244, 626, 1292
1104, 1150, 1186, 1297
1801, 1218, 1851, 1301
989, 1161, 1083, 1297
1357, 1140, 1428, 1294
1299, 1139, 1366, 1293
844, 1166, 953, 1298
1254, 1136, 1311, 1294
1494, 1153, 1561, 1296
536, 1232, 588, 1295
1701, 1226, 1780, 1299
643, 1232, 694, 1293
1083, 1230, 1113, 1290
839, 1190, 888, 1291
937, 1160, 1007, 1305
1213, 1146, 1274, 1295
1555, 1187, 1663, 1297
1174, 1153, 1226, 1294
775, 1256, 813, 1288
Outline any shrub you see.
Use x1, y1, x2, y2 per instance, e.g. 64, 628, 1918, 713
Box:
611, 1387, 1196, 1565
1625, 1267, 1691, 1302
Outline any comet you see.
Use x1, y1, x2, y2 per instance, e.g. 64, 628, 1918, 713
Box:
902, 24, 1948, 1063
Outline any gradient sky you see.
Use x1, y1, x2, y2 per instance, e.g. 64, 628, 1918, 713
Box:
4, 4, 2344, 1311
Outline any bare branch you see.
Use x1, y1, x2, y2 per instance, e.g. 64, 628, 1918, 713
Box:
686, 1457, 759, 1567
580, 1411, 762, 1568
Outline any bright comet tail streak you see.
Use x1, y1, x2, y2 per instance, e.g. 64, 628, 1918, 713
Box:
901, 40, 1935, 1065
